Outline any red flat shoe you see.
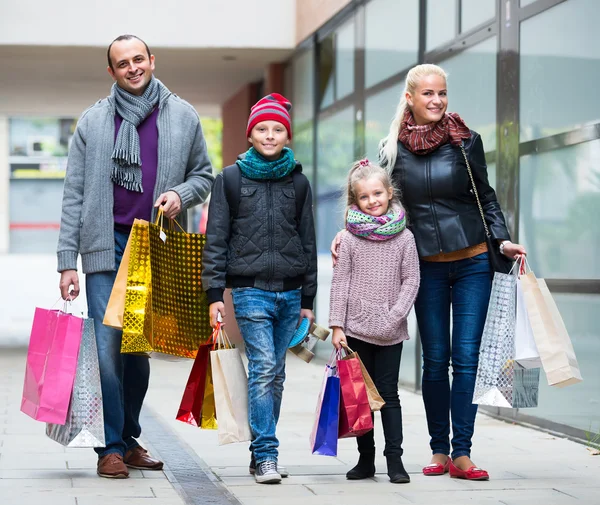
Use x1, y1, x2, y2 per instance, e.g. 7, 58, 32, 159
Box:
449, 460, 489, 480
422, 458, 450, 476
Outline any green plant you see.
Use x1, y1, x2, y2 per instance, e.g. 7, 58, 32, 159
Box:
585, 424, 600, 452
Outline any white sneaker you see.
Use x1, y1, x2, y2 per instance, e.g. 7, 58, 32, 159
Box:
254, 460, 282, 484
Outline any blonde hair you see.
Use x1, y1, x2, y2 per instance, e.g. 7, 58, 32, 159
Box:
378, 64, 448, 172
345, 159, 402, 220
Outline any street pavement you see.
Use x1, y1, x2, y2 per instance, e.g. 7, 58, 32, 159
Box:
1, 346, 599, 505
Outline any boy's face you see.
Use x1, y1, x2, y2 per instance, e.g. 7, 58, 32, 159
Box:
248, 121, 290, 160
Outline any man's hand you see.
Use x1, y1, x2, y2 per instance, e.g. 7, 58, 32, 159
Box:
59, 270, 80, 301
209, 302, 226, 328
299, 308, 315, 326
331, 327, 347, 350
154, 190, 182, 219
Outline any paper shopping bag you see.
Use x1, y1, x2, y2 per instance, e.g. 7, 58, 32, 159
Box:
46, 318, 105, 447
176, 344, 217, 429
338, 352, 373, 438
21, 307, 84, 424
103, 220, 147, 329
473, 271, 539, 408
514, 278, 541, 369
521, 272, 582, 388
210, 324, 251, 444
341, 348, 384, 411
310, 351, 340, 456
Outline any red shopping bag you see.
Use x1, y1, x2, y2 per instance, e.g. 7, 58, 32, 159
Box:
337, 348, 373, 439
21, 307, 84, 424
176, 344, 217, 429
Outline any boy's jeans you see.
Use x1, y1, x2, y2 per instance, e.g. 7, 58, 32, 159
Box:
231, 287, 301, 464
86, 228, 150, 458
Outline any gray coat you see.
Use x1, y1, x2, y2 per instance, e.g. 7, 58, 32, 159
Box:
57, 88, 214, 274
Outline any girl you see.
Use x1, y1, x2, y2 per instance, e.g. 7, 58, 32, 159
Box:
329, 159, 420, 484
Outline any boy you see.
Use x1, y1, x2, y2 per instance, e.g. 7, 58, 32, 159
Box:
202, 93, 317, 484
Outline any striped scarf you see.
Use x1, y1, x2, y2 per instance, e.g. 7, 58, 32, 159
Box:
399, 110, 471, 155
346, 204, 406, 241
111, 77, 171, 192
236, 147, 296, 180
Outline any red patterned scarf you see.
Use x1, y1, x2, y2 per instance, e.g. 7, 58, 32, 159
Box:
398, 110, 471, 155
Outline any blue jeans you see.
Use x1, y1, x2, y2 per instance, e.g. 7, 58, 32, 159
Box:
414, 253, 491, 459
231, 287, 301, 464
86, 228, 150, 458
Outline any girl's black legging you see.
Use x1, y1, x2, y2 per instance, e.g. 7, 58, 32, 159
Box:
345, 336, 404, 457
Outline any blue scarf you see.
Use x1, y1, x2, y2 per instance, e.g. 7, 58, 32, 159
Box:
236, 147, 296, 180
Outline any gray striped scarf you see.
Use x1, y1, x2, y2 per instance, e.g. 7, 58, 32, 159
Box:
111, 77, 170, 192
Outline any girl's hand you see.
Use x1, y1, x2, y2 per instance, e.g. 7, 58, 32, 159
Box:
330, 230, 346, 266
209, 302, 225, 328
331, 327, 347, 350
502, 241, 527, 261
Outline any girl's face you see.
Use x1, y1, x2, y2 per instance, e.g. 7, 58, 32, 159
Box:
406, 74, 448, 125
248, 120, 290, 160
353, 176, 393, 217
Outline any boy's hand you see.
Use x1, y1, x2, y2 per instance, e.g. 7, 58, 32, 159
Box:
299, 308, 315, 326
209, 302, 226, 328
331, 327, 347, 350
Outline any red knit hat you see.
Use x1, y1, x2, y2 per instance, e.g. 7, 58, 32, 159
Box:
246, 93, 293, 139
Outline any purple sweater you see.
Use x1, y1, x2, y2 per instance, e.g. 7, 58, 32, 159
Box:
113, 108, 159, 228
329, 230, 420, 346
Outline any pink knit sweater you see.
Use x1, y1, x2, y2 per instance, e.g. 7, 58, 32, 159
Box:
329, 230, 420, 346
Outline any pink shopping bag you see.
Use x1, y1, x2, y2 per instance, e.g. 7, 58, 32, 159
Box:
21, 307, 84, 424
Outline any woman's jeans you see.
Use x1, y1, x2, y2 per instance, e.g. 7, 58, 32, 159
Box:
231, 287, 301, 464
86, 228, 150, 458
346, 336, 404, 458
414, 253, 491, 459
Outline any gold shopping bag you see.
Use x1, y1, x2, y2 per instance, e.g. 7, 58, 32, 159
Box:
121, 210, 212, 358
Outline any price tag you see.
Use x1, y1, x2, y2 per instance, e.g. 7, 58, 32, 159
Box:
159, 230, 167, 243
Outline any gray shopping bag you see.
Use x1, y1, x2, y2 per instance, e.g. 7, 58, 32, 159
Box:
46, 318, 105, 447
473, 271, 540, 408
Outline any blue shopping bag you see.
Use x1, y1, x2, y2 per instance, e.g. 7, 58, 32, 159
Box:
310, 351, 340, 456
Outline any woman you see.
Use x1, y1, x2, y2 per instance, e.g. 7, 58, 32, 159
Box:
332, 64, 526, 480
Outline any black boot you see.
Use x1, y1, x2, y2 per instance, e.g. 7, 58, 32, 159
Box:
386, 455, 410, 484
346, 453, 376, 480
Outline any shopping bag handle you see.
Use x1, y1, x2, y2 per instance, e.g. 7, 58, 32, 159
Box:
340, 341, 355, 356
211, 321, 234, 350
155, 207, 187, 234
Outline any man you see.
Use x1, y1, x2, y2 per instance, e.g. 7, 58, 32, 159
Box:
57, 34, 214, 479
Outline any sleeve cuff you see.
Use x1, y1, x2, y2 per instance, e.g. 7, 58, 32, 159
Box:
301, 295, 314, 311
206, 288, 224, 305
57, 251, 79, 272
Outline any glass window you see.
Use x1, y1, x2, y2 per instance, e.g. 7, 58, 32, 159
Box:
398, 311, 419, 386
530, 292, 600, 432
319, 17, 355, 109
519, 139, 600, 279
520, 0, 537, 6
520, 0, 600, 142
461, 0, 495, 33
364, 82, 404, 162
365, 0, 418, 88
292, 50, 314, 130
293, 127, 315, 188
441, 36, 497, 151
427, 0, 457, 50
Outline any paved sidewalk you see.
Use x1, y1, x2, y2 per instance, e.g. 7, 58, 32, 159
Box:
2, 347, 599, 505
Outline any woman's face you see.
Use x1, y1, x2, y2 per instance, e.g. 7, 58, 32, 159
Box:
406, 74, 448, 125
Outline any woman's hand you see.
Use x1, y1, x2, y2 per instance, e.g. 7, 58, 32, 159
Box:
330, 230, 345, 266
331, 327, 347, 350
501, 241, 527, 261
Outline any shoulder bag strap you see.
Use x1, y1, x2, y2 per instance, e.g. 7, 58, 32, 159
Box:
460, 142, 491, 239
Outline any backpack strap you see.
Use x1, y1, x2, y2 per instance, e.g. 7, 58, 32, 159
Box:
222, 163, 308, 221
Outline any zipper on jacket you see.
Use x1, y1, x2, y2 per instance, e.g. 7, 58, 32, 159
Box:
426, 157, 443, 252
267, 181, 274, 281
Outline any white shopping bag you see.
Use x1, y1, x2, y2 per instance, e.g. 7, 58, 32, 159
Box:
514, 278, 541, 369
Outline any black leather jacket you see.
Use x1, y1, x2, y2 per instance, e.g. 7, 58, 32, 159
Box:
392, 131, 510, 257
202, 161, 317, 310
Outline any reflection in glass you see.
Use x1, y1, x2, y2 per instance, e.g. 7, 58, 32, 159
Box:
519, 140, 600, 279
531, 293, 600, 432
365, 0, 418, 88
319, 17, 355, 109
293, 127, 315, 188
442, 36, 497, 151
292, 50, 314, 129
520, 0, 600, 142
364, 82, 404, 162
427, 0, 457, 50
461, 0, 495, 33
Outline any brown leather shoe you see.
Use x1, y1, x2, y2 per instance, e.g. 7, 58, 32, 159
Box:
97, 453, 129, 479
124, 446, 164, 470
